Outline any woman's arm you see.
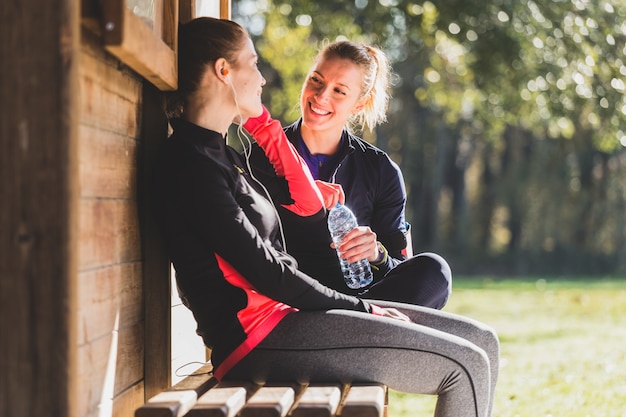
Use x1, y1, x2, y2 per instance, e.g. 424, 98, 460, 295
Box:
243, 106, 324, 218
368, 154, 409, 274
179, 158, 368, 313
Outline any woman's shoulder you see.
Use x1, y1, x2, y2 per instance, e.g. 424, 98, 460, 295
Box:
345, 133, 403, 178
347, 133, 393, 161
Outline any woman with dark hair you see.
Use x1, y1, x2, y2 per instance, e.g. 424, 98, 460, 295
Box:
155, 17, 499, 417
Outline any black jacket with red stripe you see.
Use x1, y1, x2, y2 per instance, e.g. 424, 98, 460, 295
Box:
155, 114, 370, 380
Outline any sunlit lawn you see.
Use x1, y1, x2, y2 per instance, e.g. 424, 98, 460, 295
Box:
389, 277, 626, 417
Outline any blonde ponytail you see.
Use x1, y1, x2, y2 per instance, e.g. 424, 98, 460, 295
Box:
358, 45, 391, 132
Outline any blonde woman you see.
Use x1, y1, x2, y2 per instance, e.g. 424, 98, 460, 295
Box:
250, 41, 452, 309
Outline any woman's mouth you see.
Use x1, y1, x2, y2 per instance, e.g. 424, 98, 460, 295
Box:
310, 103, 331, 116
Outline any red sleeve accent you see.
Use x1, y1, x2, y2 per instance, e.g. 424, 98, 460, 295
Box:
243, 106, 324, 217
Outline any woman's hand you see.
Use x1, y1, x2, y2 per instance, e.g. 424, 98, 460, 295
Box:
331, 226, 381, 263
315, 180, 345, 209
371, 305, 412, 322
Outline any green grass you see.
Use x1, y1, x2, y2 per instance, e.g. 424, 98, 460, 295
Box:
388, 277, 626, 417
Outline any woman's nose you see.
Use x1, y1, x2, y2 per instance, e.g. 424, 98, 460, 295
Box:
315, 86, 330, 102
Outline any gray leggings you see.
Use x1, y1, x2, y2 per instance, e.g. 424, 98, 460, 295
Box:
225, 300, 499, 417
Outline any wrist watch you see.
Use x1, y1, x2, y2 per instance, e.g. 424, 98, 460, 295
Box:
373, 241, 387, 264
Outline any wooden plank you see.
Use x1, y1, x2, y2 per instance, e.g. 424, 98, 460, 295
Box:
135, 367, 217, 417
80, 34, 144, 102
76, 262, 143, 344
79, 124, 138, 199
163, 0, 179, 51
179, 0, 195, 23
140, 80, 174, 399
78, 199, 142, 270
239, 385, 296, 417
76, 322, 144, 417
79, 38, 142, 138
339, 385, 386, 417
102, 2, 177, 90
290, 385, 342, 417
187, 384, 248, 417
220, 0, 231, 18
113, 382, 147, 417
136, 389, 199, 417
86, 382, 146, 417
0, 0, 80, 416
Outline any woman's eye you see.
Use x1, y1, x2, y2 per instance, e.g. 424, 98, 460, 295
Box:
334, 88, 346, 95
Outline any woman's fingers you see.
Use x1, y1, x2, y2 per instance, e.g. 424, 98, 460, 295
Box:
333, 227, 379, 263
315, 180, 345, 208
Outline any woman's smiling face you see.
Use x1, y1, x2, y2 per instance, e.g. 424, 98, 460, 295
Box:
300, 55, 365, 136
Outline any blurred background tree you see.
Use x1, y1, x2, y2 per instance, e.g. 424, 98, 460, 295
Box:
233, 0, 626, 276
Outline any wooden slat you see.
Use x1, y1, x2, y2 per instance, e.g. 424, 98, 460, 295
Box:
163, 0, 179, 51
79, 39, 142, 137
0, 0, 80, 416
113, 382, 147, 417
239, 385, 296, 417
78, 199, 142, 270
76, 262, 142, 344
179, 0, 195, 23
76, 322, 144, 417
135, 380, 389, 417
79, 124, 138, 199
101, 2, 177, 90
140, 80, 173, 399
290, 385, 342, 417
135, 367, 216, 417
339, 385, 386, 417
187, 384, 248, 417
220, 0, 231, 18
136, 389, 199, 417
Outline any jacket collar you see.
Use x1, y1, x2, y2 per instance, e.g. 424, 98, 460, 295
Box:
284, 118, 357, 159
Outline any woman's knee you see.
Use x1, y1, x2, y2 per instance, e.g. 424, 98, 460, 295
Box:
413, 252, 452, 307
415, 252, 452, 286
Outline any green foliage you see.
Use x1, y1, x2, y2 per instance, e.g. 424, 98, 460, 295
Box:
233, 0, 626, 275
389, 277, 626, 417
255, 7, 315, 123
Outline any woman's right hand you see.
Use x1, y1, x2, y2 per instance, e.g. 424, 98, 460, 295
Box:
370, 304, 412, 323
315, 180, 345, 209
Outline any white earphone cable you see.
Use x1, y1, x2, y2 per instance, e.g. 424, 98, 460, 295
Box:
229, 82, 288, 251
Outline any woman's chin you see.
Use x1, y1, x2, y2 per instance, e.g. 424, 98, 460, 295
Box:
242, 104, 264, 120
251, 103, 264, 118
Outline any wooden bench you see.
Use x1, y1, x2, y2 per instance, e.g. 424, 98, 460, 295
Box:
135, 365, 388, 417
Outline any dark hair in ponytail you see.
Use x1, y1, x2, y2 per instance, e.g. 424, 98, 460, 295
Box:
167, 17, 249, 117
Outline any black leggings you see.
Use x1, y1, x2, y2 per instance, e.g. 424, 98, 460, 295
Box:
225, 300, 499, 417
364, 252, 452, 309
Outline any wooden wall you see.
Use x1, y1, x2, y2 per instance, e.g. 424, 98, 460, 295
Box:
1, 2, 223, 417
76, 28, 147, 417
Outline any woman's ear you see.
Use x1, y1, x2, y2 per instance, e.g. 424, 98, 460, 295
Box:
214, 58, 230, 83
352, 94, 370, 114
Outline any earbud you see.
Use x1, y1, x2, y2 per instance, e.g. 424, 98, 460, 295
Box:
221, 68, 229, 77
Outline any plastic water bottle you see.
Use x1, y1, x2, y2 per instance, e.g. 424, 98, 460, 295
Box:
327, 203, 373, 289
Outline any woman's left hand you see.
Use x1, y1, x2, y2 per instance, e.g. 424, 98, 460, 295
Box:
331, 226, 381, 263
315, 180, 345, 209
